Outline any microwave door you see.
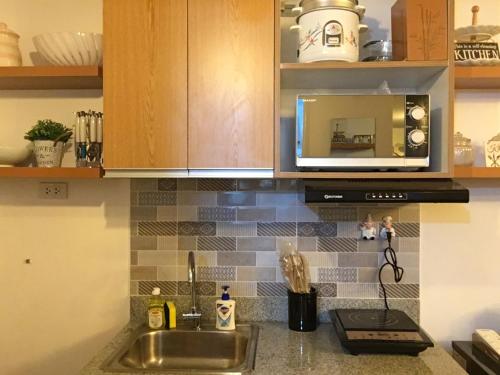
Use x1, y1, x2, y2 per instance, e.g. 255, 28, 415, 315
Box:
296, 95, 406, 168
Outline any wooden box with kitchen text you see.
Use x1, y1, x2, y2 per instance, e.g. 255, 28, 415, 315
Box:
391, 0, 448, 61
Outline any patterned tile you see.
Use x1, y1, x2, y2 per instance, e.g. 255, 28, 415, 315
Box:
338, 253, 378, 268
313, 283, 337, 297
237, 179, 275, 191
358, 267, 420, 284
198, 207, 236, 221
177, 179, 197, 191
157, 206, 177, 221
158, 179, 177, 191
216, 282, 257, 297
178, 206, 198, 221
131, 236, 157, 250
131, 266, 157, 281
398, 238, 419, 252
275, 179, 299, 192
138, 251, 177, 266
237, 237, 275, 251
302, 252, 337, 267
198, 237, 236, 251
298, 222, 337, 237
131, 179, 157, 192
157, 236, 179, 250
138, 281, 177, 296
131, 251, 138, 265
139, 222, 177, 236
275, 207, 297, 222
130, 192, 138, 206
318, 238, 357, 252
178, 236, 197, 250
178, 191, 217, 206
297, 237, 317, 252
393, 223, 420, 237
257, 192, 299, 206
338, 283, 379, 299
237, 207, 276, 222
157, 266, 178, 281
257, 222, 296, 236
296, 206, 319, 222
318, 268, 357, 282
198, 266, 236, 281
336, 222, 359, 238
318, 207, 357, 222
178, 222, 216, 236
237, 267, 276, 282
217, 222, 257, 237
198, 179, 237, 191
379, 284, 419, 299
178, 281, 216, 296
256, 252, 279, 267
138, 192, 176, 206
399, 205, 420, 222
217, 192, 256, 206
218, 252, 256, 266
130, 281, 138, 296
257, 282, 288, 296
131, 207, 157, 220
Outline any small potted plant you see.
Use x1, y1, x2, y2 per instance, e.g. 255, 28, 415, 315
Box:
24, 119, 72, 168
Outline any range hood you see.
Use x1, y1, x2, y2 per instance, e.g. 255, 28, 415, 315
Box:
304, 179, 469, 203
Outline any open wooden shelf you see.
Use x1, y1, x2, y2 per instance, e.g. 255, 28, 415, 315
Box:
0, 66, 103, 90
455, 66, 500, 90
454, 166, 500, 179
0, 167, 104, 179
280, 61, 449, 89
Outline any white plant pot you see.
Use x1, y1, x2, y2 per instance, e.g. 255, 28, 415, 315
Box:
296, 8, 363, 63
33, 140, 64, 168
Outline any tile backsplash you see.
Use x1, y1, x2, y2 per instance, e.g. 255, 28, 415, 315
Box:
130, 179, 420, 303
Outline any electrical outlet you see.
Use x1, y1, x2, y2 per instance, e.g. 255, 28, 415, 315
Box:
39, 182, 68, 200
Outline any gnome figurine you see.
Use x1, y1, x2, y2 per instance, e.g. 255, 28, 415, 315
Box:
360, 214, 377, 240
380, 215, 396, 240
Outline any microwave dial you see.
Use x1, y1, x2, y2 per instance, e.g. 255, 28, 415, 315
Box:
408, 129, 426, 146
408, 105, 426, 121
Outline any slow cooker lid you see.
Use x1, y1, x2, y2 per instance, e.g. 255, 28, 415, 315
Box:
299, 0, 358, 13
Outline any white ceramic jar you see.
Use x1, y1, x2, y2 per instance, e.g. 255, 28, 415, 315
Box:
293, 0, 366, 63
0, 23, 22, 66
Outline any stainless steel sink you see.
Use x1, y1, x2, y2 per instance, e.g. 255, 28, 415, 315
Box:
103, 324, 259, 374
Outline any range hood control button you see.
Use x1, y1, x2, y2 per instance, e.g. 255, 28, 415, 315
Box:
408, 106, 426, 121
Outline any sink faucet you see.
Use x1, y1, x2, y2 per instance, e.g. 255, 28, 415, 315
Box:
182, 251, 202, 330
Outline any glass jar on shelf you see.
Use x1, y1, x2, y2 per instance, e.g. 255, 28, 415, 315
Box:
454, 132, 474, 166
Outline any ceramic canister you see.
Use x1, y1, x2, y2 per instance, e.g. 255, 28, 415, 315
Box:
296, 1, 363, 63
0, 22, 22, 66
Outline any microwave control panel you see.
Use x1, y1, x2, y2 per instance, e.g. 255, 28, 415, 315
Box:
405, 95, 430, 158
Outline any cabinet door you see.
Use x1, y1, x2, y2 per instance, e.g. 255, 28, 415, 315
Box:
188, 0, 275, 169
103, 0, 187, 169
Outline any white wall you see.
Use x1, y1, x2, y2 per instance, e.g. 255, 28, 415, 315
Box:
0, 179, 130, 375
1, 2, 130, 375
420, 0, 500, 348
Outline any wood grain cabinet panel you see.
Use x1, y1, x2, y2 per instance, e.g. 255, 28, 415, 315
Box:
188, 0, 275, 169
103, 0, 187, 169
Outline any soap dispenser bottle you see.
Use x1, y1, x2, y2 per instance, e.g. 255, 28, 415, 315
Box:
148, 287, 165, 330
216, 286, 236, 331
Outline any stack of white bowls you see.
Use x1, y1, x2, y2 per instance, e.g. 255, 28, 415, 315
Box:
33, 32, 103, 66
0, 23, 22, 66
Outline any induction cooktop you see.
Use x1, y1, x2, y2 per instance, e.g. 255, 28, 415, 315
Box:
331, 309, 434, 356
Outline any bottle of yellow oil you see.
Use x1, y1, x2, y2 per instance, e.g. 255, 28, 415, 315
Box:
148, 287, 165, 329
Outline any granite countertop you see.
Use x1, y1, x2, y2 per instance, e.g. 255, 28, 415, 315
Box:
81, 322, 466, 375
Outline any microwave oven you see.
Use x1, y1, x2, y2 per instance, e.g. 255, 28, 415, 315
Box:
296, 94, 430, 170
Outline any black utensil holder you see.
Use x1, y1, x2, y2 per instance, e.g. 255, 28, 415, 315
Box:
288, 287, 317, 332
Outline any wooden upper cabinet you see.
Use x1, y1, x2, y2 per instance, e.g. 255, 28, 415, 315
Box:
103, 0, 187, 169
188, 0, 275, 169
